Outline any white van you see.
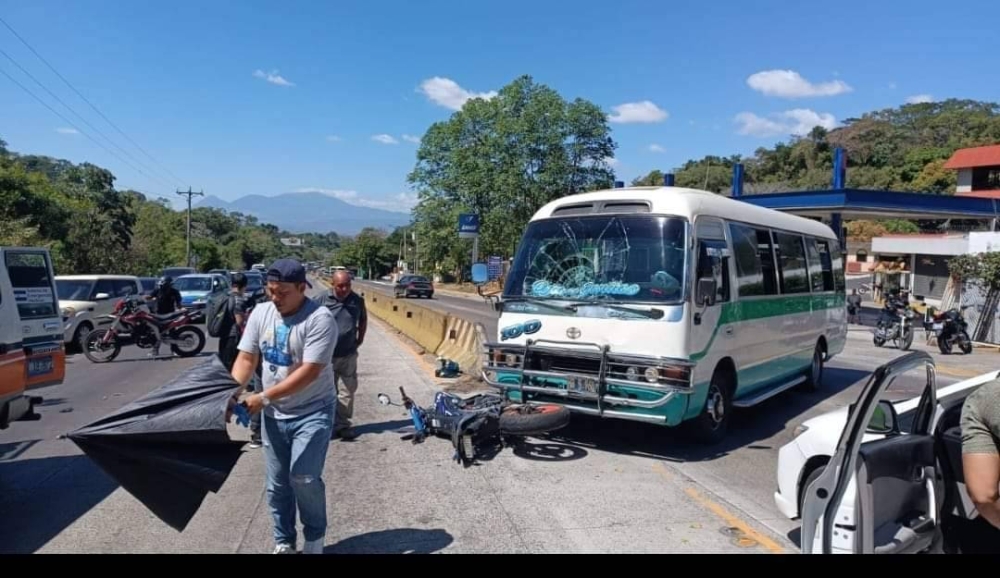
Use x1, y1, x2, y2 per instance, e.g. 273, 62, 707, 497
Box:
0, 247, 66, 429
480, 185, 847, 443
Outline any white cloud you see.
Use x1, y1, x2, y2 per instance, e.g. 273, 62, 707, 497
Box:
402, 134, 421, 144
746, 69, 851, 98
55, 127, 78, 135
418, 77, 497, 111
372, 134, 399, 145
604, 156, 620, 167
734, 108, 837, 137
294, 188, 417, 214
253, 69, 295, 87
906, 94, 933, 104
648, 144, 666, 153
326, 135, 342, 142
608, 101, 668, 123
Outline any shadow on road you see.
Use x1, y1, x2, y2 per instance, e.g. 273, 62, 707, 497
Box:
541, 367, 873, 463
0, 454, 118, 554
324, 528, 454, 554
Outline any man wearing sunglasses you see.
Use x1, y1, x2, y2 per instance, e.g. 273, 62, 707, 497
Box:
230, 258, 337, 555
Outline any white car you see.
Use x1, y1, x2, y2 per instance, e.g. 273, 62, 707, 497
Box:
56, 275, 142, 350
787, 351, 996, 554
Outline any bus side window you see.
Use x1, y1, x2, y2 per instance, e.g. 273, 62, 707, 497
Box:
728, 223, 778, 297
696, 240, 730, 305
813, 239, 836, 291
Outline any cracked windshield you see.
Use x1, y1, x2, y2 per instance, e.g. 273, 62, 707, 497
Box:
505, 215, 686, 303
2, 0, 998, 556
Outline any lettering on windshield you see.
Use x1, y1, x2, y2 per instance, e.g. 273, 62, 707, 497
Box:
531, 279, 640, 298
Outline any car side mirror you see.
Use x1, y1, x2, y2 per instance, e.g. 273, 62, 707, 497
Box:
471, 263, 488, 285
696, 277, 717, 307
95, 292, 111, 300
866, 399, 900, 435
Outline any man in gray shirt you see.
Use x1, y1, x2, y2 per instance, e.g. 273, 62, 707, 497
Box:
961, 378, 1000, 537
231, 259, 337, 555
315, 270, 367, 440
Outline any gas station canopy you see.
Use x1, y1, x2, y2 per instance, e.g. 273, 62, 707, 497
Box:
737, 188, 1000, 221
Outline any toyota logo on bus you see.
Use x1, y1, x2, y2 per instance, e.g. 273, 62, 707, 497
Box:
566, 327, 582, 340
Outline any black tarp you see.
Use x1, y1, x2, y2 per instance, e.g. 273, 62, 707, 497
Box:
65, 355, 247, 531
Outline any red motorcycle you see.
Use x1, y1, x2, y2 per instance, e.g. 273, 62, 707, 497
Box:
82, 294, 206, 363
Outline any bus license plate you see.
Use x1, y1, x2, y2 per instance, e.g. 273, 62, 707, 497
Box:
569, 377, 598, 394
28, 356, 54, 377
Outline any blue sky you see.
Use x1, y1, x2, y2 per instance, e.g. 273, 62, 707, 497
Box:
1, 0, 996, 213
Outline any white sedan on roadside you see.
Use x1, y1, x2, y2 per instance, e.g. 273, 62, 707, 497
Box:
776, 358, 997, 554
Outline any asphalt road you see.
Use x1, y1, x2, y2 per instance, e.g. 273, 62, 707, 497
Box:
353, 279, 995, 544
3, 280, 993, 553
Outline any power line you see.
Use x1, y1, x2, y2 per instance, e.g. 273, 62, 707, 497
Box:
0, 46, 176, 190
0, 15, 189, 188
0, 64, 155, 182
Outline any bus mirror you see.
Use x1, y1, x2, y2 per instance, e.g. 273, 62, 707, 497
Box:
697, 278, 717, 307
471, 263, 488, 285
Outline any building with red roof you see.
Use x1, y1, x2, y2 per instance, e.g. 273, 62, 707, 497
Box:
943, 144, 1000, 197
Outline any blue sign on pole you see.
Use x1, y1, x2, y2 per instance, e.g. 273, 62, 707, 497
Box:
458, 214, 479, 238
487, 256, 502, 280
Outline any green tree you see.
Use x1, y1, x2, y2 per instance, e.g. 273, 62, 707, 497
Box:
408, 75, 616, 269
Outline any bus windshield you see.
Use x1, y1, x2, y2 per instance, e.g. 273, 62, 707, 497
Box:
504, 214, 688, 304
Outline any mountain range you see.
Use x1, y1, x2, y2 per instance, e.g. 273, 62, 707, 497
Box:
196, 192, 411, 235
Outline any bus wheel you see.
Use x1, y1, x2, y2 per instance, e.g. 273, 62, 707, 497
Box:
800, 341, 825, 392
688, 368, 733, 445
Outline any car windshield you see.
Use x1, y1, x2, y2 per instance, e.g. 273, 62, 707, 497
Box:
174, 276, 212, 292
243, 272, 263, 291
57, 279, 95, 301
504, 214, 688, 303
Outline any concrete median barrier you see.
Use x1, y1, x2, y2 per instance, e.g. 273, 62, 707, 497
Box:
360, 289, 486, 380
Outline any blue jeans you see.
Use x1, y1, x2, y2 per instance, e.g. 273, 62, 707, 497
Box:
263, 403, 334, 546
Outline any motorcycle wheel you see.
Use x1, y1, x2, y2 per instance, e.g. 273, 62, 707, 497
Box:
499, 404, 570, 436
82, 329, 121, 363
873, 335, 885, 347
959, 331, 973, 354
899, 326, 913, 350
170, 326, 206, 357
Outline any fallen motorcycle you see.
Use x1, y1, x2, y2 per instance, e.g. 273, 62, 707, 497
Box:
376, 386, 570, 467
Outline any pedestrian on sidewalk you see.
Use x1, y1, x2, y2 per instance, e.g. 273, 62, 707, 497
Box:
315, 269, 367, 440
229, 258, 338, 555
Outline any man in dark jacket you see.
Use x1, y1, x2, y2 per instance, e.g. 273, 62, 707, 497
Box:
315, 270, 367, 440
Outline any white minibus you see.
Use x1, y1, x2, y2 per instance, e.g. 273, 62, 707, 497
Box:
481, 185, 847, 443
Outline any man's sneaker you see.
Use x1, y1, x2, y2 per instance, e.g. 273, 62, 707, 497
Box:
335, 427, 357, 441
302, 538, 324, 554
248, 437, 262, 449
273, 543, 295, 554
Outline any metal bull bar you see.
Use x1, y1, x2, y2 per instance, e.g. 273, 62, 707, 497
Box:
481, 337, 696, 421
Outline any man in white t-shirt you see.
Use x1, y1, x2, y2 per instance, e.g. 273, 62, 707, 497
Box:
230, 258, 337, 554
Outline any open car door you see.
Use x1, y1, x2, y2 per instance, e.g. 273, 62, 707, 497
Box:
800, 351, 945, 554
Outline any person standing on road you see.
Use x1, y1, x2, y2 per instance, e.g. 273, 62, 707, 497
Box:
960, 379, 1000, 549
846, 289, 862, 324
315, 269, 367, 440
217, 272, 249, 370
147, 277, 183, 357
229, 258, 338, 554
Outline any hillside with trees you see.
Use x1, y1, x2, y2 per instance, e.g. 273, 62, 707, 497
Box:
0, 136, 340, 276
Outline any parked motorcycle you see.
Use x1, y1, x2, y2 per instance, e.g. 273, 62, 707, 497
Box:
873, 297, 915, 350
930, 307, 974, 355
82, 294, 206, 363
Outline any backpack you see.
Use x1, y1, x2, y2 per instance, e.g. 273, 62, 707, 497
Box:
207, 294, 235, 338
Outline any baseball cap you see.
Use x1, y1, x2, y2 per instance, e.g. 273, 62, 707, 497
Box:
266, 258, 312, 288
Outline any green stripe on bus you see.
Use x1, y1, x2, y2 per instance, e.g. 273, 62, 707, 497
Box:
690, 293, 844, 362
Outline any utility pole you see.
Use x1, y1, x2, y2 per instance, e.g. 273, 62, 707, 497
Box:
176, 187, 204, 268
